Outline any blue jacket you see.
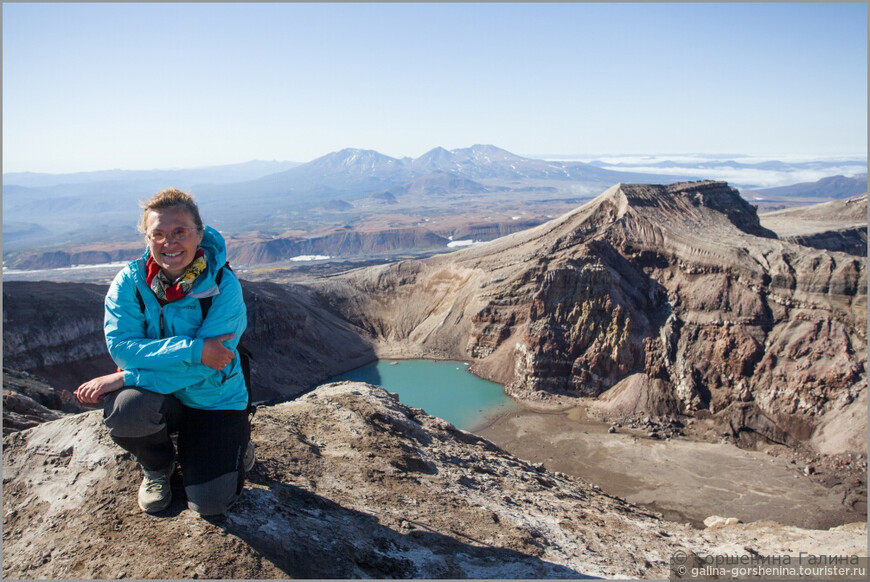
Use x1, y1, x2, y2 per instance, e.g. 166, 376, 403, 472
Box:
104, 226, 248, 410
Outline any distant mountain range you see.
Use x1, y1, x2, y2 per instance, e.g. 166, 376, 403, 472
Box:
2, 160, 302, 249
591, 158, 862, 173
747, 174, 868, 199
2, 145, 687, 250
3, 145, 865, 258
3, 159, 302, 189
192, 144, 688, 210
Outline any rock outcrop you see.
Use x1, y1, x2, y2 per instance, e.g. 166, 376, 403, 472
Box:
3, 382, 865, 579
316, 182, 867, 452
2, 368, 88, 435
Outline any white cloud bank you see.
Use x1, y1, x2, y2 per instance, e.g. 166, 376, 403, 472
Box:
547, 154, 867, 189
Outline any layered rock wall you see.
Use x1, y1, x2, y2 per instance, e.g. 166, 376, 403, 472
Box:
319, 182, 867, 451
2, 282, 111, 376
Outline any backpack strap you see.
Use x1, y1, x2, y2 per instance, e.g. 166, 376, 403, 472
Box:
238, 344, 255, 417
198, 261, 229, 320
135, 287, 146, 313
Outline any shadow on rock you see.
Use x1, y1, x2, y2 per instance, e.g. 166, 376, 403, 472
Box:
224, 476, 597, 579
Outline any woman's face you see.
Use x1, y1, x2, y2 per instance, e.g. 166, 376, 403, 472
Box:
144, 207, 203, 280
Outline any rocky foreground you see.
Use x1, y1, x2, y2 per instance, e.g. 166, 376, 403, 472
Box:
2, 369, 87, 434
2, 383, 866, 579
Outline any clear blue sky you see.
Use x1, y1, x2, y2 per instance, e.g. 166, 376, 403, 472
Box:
3, 2, 867, 173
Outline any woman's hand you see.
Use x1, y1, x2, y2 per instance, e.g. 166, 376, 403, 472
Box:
201, 333, 236, 370
74, 371, 125, 404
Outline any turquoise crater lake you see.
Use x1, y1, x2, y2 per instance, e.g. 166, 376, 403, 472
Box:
330, 360, 519, 431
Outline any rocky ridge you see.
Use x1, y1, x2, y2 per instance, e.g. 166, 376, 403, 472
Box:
315, 181, 867, 453
3, 382, 866, 579
6, 247, 142, 271
760, 193, 867, 256
227, 227, 450, 266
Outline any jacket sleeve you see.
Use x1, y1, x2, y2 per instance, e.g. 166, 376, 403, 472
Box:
117, 271, 248, 394
105, 276, 247, 394
193, 270, 248, 343
104, 270, 202, 371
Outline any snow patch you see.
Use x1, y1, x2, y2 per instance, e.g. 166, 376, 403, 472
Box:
290, 255, 331, 262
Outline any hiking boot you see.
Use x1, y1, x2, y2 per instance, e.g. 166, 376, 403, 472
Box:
138, 463, 174, 513
243, 441, 256, 473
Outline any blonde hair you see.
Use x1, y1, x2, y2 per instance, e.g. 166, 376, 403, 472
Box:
139, 188, 204, 234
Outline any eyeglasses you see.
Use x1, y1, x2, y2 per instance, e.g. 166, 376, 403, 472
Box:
147, 226, 199, 244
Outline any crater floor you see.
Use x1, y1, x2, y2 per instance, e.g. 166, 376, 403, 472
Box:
477, 406, 866, 530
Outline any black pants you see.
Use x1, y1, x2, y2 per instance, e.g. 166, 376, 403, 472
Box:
103, 387, 249, 516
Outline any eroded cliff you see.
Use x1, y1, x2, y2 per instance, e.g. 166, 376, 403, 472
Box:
316, 182, 867, 452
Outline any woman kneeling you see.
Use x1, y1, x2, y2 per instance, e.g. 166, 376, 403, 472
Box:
76, 188, 253, 516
